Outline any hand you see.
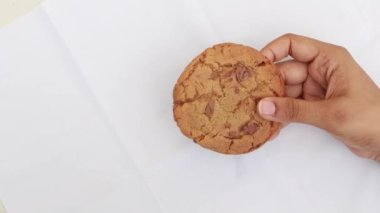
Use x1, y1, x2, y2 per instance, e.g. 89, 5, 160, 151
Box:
258, 33, 380, 162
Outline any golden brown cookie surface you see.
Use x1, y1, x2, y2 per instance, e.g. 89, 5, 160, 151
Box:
173, 43, 284, 154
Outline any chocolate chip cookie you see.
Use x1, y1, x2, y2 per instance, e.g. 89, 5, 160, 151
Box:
173, 43, 284, 154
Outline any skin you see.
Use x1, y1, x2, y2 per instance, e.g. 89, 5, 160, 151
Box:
257, 33, 380, 162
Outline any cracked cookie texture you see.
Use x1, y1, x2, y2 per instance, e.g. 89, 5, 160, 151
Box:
173, 43, 284, 154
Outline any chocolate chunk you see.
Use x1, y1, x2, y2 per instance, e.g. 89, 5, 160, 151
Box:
204, 100, 215, 117
241, 123, 258, 135
235, 65, 252, 82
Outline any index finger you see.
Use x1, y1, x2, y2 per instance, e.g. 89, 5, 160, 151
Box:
261, 33, 324, 62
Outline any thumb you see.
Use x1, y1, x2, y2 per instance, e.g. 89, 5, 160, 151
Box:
258, 97, 327, 128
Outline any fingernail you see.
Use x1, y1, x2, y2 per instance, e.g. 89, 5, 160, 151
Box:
259, 100, 276, 115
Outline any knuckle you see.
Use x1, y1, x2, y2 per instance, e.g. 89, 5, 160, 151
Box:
335, 45, 347, 52
283, 99, 300, 120
282, 33, 296, 38
281, 33, 297, 41
333, 45, 349, 55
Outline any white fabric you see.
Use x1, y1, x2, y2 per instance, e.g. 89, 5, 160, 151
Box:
0, 199, 5, 213
0, 0, 380, 212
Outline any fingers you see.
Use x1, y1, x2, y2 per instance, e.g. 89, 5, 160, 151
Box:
276, 60, 326, 100
285, 84, 302, 98
277, 60, 308, 85
276, 60, 307, 98
302, 76, 326, 100
258, 97, 328, 128
261, 33, 325, 62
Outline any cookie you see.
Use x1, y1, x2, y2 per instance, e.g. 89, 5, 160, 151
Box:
173, 43, 284, 154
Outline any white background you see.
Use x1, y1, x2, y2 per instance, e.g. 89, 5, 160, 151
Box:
0, 0, 380, 212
